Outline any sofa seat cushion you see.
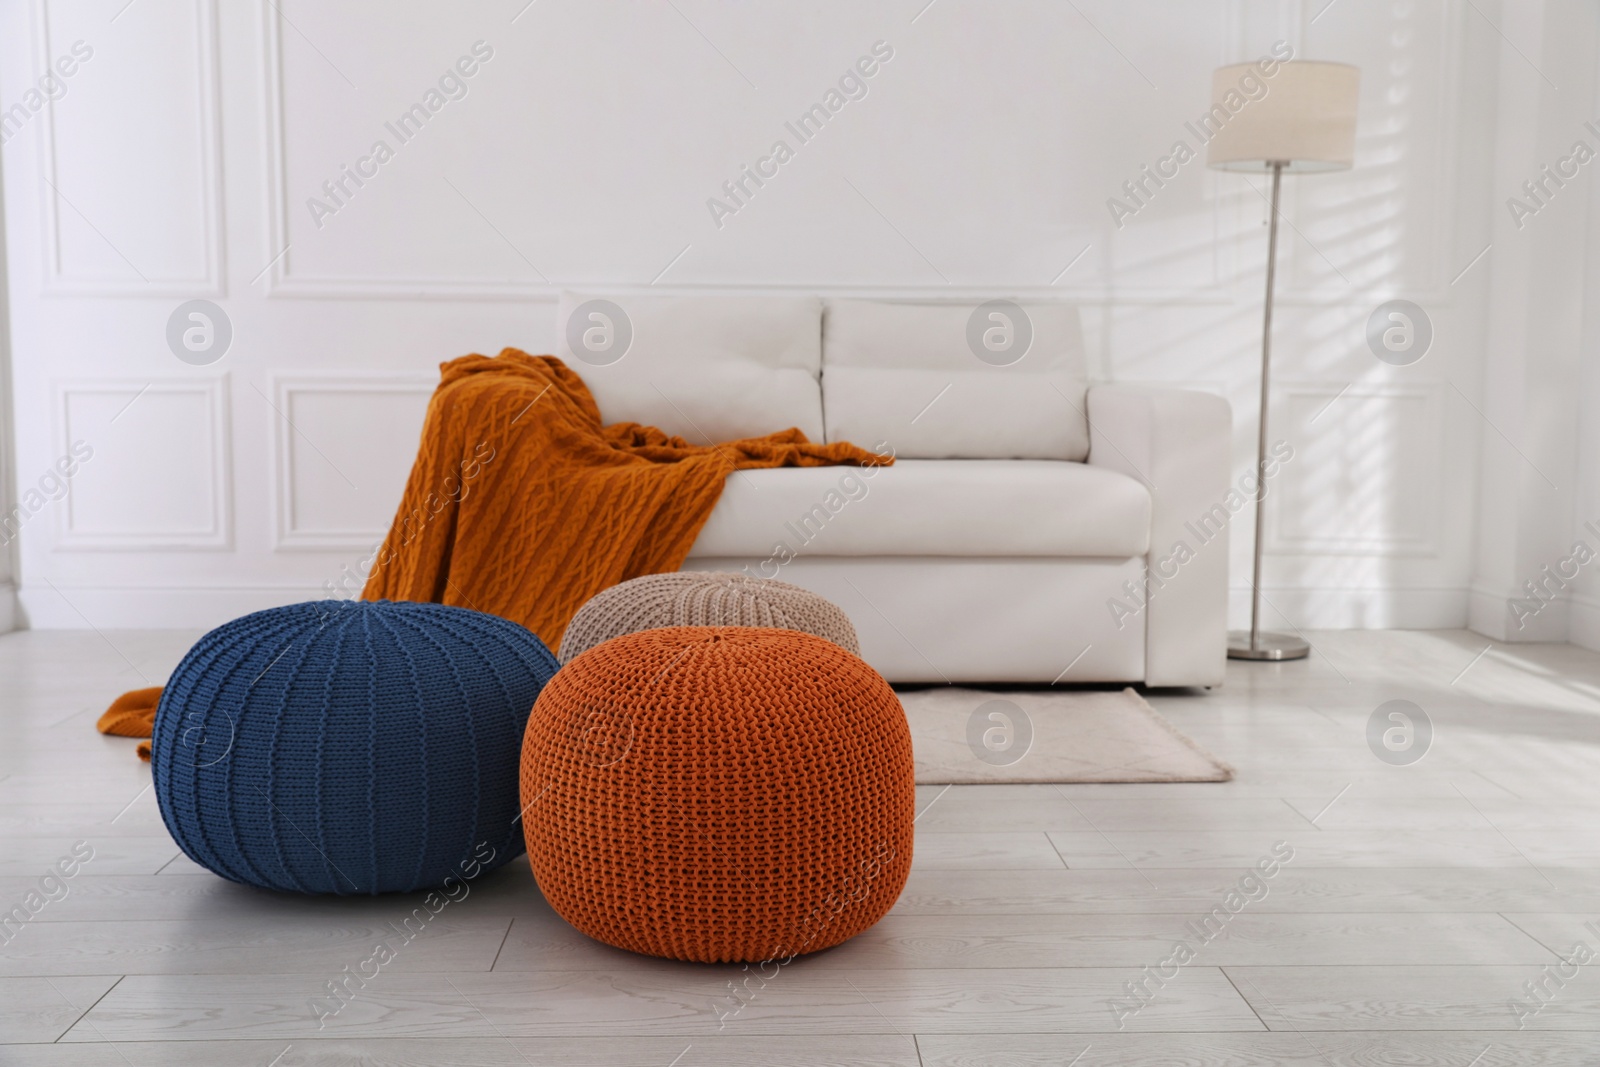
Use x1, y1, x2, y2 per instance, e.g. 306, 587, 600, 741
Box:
688, 459, 1150, 560
556, 292, 824, 443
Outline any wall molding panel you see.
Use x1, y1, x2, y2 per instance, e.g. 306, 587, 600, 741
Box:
1268, 382, 1446, 558
52, 376, 232, 551
255, 0, 1275, 303
34, 0, 224, 296
270, 376, 435, 551
1272, 0, 1466, 305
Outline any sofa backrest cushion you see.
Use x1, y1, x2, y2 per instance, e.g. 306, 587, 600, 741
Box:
822, 300, 1090, 460
556, 292, 824, 443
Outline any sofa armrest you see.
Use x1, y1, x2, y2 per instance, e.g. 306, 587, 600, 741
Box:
1087, 385, 1232, 687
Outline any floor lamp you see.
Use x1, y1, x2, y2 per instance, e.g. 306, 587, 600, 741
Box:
1207, 60, 1359, 662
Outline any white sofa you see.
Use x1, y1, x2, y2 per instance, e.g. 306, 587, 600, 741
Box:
556, 293, 1231, 687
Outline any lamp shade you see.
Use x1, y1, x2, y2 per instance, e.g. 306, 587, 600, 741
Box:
1206, 60, 1359, 172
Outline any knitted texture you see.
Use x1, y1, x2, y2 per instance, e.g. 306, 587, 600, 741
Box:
151, 600, 559, 895
557, 571, 860, 664
95, 686, 164, 760
360, 351, 891, 649
521, 626, 915, 964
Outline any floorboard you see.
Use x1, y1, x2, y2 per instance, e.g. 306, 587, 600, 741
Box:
1225, 964, 1600, 1030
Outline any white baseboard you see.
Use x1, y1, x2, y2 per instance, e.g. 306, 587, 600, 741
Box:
1568, 592, 1600, 651
19, 582, 1475, 633
18, 585, 326, 630
1467, 581, 1571, 643
1228, 586, 1468, 630
0, 583, 16, 634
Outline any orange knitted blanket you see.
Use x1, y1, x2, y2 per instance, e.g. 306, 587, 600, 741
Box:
97, 349, 890, 753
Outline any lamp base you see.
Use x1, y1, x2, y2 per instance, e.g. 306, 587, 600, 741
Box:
1227, 631, 1310, 661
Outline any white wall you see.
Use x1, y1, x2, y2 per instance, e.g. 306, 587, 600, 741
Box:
0, 0, 1524, 632
1571, 25, 1600, 652
0, 159, 14, 632
1465, 0, 1600, 647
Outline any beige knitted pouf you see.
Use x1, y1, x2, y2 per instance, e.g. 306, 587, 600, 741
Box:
558, 572, 860, 664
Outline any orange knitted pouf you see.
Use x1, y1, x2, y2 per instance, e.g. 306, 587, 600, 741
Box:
520, 626, 915, 964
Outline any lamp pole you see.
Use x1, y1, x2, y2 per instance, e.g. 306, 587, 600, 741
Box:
1229, 159, 1309, 661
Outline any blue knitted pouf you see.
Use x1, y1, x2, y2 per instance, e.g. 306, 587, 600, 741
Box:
151, 599, 558, 894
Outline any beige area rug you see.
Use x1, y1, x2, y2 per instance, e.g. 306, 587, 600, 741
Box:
899, 686, 1233, 784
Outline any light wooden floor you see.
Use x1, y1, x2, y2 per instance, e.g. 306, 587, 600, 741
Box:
4, 628, 1600, 1065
